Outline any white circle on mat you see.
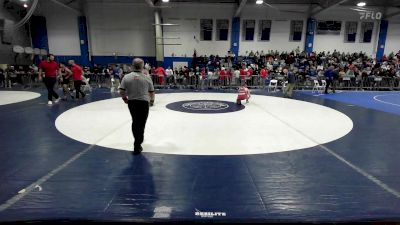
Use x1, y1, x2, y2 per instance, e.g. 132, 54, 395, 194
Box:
0, 91, 41, 106
55, 93, 353, 156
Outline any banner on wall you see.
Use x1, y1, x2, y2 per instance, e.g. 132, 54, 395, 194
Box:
173, 61, 188, 69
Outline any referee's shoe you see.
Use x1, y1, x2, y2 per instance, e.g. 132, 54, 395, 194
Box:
133, 146, 143, 155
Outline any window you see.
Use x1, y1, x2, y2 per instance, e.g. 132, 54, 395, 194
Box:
360, 22, 373, 43
1, 18, 13, 44
316, 20, 341, 35
200, 19, 213, 41
344, 21, 357, 43
259, 20, 271, 41
243, 20, 255, 41
290, 20, 303, 41
216, 19, 229, 41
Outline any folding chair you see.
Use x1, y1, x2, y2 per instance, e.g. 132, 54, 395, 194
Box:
268, 79, 278, 92
82, 77, 92, 93
342, 77, 351, 88
374, 77, 382, 90
312, 80, 324, 93
321, 80, 327, 92
282, 81, 288, 91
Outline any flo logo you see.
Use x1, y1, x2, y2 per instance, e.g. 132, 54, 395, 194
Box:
359, 11, 382, 20
195, 209, 227, 218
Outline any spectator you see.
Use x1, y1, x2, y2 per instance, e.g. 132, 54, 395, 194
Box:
7, 66, 17, 87
155, 66, 166, 85
259, 67, 268, 89
0, 68, 4, 87
165, 66, 174, 85
111, 64, 123, 92
219, 67, 226, 86
234, 68, 240, 85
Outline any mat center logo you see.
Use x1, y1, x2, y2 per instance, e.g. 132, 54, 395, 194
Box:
166, 100, 245, 114
182, 101, 229, 111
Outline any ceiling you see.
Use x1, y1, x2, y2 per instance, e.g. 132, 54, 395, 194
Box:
150, 0, 400, 7
4, 0, 400, 17
41, 0, 400, 8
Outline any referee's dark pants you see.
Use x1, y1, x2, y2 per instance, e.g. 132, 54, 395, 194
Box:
325, 78, 332, 94
128, 100, 149, 149
325, 78, 336, 94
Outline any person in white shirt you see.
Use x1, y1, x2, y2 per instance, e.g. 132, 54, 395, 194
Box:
165, 66, 174, 85
207, 70, 214, 87
144, 63, 151, 71
227, 50, 235, 68
234, 68, 240, 85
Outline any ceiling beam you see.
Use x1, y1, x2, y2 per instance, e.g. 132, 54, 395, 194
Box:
48, 0, 82, 15
145, 0, 155, 8
65, 0, 77, 5
234, 0, 247, 17
307, 3, 317, 17
311, 0, 349, 16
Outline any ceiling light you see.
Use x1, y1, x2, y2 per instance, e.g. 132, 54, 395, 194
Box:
357, 2, 366, 7
162, 0, 169, 2
256, 0, 263, 4
23, 3, 28, 8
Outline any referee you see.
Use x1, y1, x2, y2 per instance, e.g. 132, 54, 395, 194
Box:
119, 58, 155, 155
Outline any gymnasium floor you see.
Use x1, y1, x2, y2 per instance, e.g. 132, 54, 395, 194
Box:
0, 87, 399, 223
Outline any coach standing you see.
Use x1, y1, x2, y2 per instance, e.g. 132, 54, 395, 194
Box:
39, 54, 60, 105
119, 58, 155, 155
283, 67, 296, 98
68, 60, 86, 99
324, 65, 335, 94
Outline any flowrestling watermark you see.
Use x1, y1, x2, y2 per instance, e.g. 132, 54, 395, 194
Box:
195, 209, 227, 218
359, 10, 382, 20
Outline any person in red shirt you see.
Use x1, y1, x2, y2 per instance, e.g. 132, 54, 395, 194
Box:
199, 67, 206, 90
247, 67, 254, 86
239, 67, 246, 77
219, 68, 226, 86
155, 66, 165, 85
247, 67, 253, 77
239, 66, 246, 85
200, 67, 206, 80
39, 54, 60, 105
68, 60, 86, 99
260, 66, 268, 89
226, 68, 233, 86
